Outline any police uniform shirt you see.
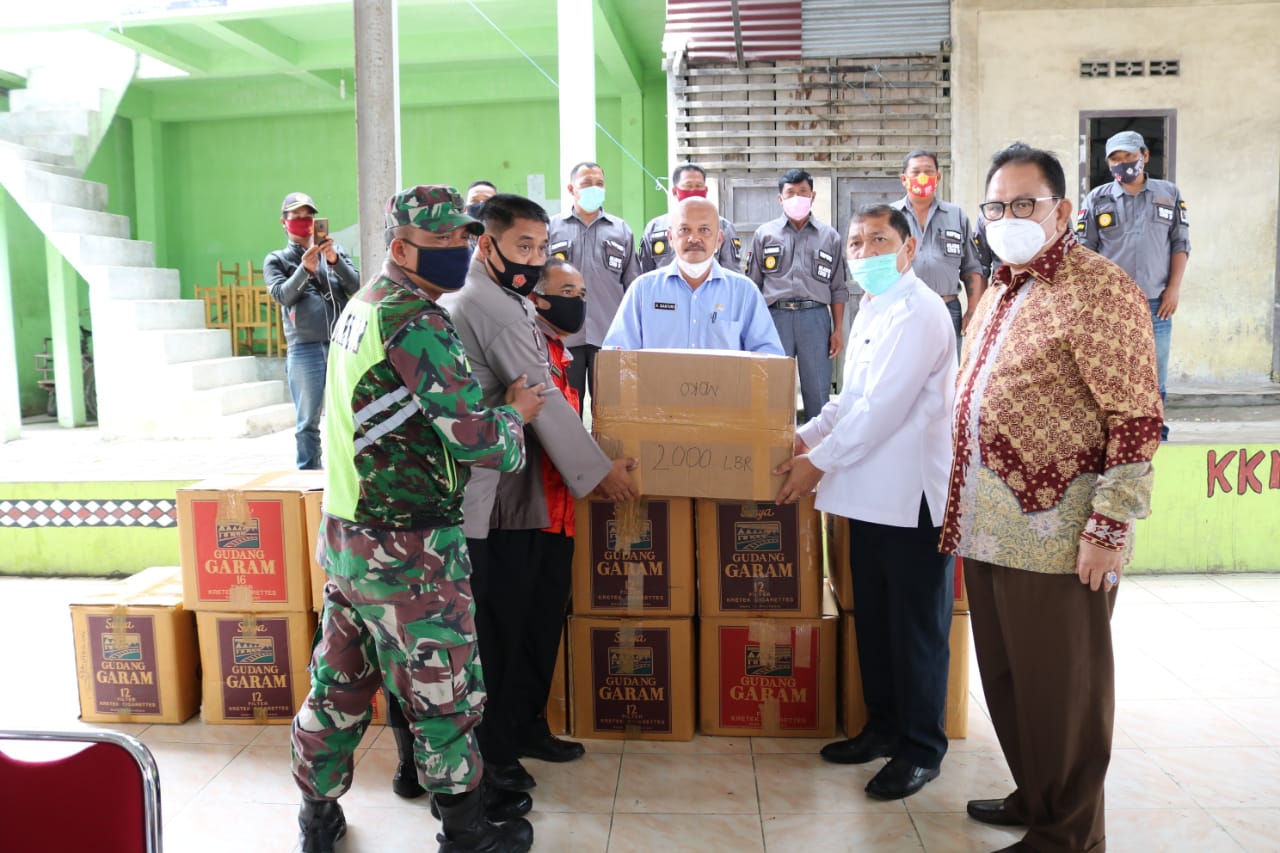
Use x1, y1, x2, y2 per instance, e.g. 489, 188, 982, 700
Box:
1076, 178, 1190, 299
547, 208, 640, 348
638, 213, 742, 273
889, 197, 983, 298
745, 214, 850, 306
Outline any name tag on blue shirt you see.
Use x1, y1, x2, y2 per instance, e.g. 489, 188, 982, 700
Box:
654, 302, 677, 311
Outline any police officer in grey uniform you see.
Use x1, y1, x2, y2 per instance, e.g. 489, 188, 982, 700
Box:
747, 167, 849, 421
547, 161, 640, 409
1078, 130, 1189, 441
889, 150, 985, 347
639, 163, 743, 273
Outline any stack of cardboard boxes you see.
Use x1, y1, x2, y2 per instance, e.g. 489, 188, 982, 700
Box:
825, 513, 970, 738
178, 472, 324, 724
580, 348, 838, 740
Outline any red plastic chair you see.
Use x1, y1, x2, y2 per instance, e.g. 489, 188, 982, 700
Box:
0, 729, 162, 852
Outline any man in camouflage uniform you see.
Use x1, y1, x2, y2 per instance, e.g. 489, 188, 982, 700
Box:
290, 185, 543, 853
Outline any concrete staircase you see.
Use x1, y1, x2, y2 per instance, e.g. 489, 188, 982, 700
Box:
0, 49, 293, 439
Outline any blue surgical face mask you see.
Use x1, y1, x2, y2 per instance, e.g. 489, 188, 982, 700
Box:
577, 185, 606, 213
846, 247, 905, 296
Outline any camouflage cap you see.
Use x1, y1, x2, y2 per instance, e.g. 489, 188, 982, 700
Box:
384, 185, 484, 235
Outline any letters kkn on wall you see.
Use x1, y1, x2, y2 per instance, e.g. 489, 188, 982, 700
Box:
1206, 449, 1280, 497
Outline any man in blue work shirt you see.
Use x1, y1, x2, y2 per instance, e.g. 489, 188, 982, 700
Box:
604, 198, 783, 354
1077, 130, 1189, 441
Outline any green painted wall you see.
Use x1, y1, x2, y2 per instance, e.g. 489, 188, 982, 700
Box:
0, 480, 193, 576
4, 74, 669, 408
1131, 443, 1280, 572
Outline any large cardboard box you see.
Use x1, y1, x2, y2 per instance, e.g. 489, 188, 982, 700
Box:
546, 624, 568, 736
197, 610, 316, 724
591, 348, 796, 501
698, 586, 839, 737
697, 496, 823, 617
304, 488, 327, 612
569, 615, 695, 741
572, 496, 696, 616
70, 566, 200, 724
178, 472, 324, 612
823, 512, 969, 613
839, 609, 970, 739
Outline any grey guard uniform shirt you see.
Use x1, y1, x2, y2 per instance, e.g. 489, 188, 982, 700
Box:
746, 214, 850, 307
1077, 178, 1190, 299
890, 197, 983, 298
439, 259, 612, 538
638, 212, 742, 273
547, 208, 640, 348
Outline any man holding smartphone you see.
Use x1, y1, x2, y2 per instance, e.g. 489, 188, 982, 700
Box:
265, 192, 361, 469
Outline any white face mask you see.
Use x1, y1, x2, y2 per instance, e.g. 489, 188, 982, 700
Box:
985, 204, 1059, 266
676, 256, 714, 280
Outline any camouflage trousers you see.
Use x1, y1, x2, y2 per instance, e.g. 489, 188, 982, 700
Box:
291, 523, 486, 799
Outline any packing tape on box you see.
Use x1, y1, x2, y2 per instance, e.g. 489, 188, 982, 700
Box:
229, 582, 256, 610
624, 565, 644, 611
760, 696, 781, 730
617, 624, 638, 674
793, 625, 812, 669
217, 488, 252, 523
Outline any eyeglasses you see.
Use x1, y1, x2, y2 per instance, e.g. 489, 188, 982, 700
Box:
979, 196, 1062, 221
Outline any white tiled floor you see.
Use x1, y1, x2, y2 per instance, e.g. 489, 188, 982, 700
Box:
3, 573, 1279, 852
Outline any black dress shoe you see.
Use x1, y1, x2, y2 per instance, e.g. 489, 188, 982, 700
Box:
967, 797, 1025, 827
864, 757, 940, 800
392, 760, 427, 799
819, 731, 897, 765
519, 734, 586, 763
431, 782, 533, 823
485, 760, 536, 792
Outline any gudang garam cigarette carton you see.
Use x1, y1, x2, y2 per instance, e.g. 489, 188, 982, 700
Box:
590, 349, 796, 501
178, 472, 322, 613
840, 609, 970, 739
70, 566, 199, 724
197, 610, 315, 724
823, 512, 969, 613
572, 496, 696, 616
547, 624, 569, 736
568, 615, 695, 741
699, 585, 839, 737
697, 495, 823, 617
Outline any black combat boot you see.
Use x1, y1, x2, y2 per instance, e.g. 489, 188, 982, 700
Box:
298, 797, 346, 853
434, 787, 534, 853
430, 779, 533, 823
391, 725, 427, 799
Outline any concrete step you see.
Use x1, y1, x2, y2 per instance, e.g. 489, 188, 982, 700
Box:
180, 380, 289, 419
0, 108, 98, 138
1166, 383, 1280, 409
0, 138, 77, 170
26, 202, 129, 238
16, 132, 88, 162
8, 86, 106, 113
88, 265, 181, 300
110, 298, 207, 331
130, 328, 231, 365
56, 232, 153, 268
4, 166, 106, 208
165, 356, 262, 392
230, 402, 297, 438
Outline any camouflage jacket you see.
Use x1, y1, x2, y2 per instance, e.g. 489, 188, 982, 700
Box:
321, 260, 526, 549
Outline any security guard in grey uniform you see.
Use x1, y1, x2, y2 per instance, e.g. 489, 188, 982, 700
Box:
747, 167, 849, 422
1077, 130, 1189, 441
547, 160, 640, 410
889, 149, 985, 347
639, 163, 742, 273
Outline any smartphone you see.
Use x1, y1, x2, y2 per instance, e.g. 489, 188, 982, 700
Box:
313, 217, 330, 247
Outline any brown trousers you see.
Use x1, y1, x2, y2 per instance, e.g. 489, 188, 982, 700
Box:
966, 559, 1118, 853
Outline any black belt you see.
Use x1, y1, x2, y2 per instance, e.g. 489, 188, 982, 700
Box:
772, 299, 824, 310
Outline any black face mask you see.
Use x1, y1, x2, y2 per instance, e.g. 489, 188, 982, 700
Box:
535, 293, 586, 335
485, 237, 542, 296
466, 201, 485, 219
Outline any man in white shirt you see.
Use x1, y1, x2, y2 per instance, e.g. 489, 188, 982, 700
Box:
775, 203, 957, 801
603, 197, 782, 354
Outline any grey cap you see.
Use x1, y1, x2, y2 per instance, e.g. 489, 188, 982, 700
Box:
1105, 131, 1146, 156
